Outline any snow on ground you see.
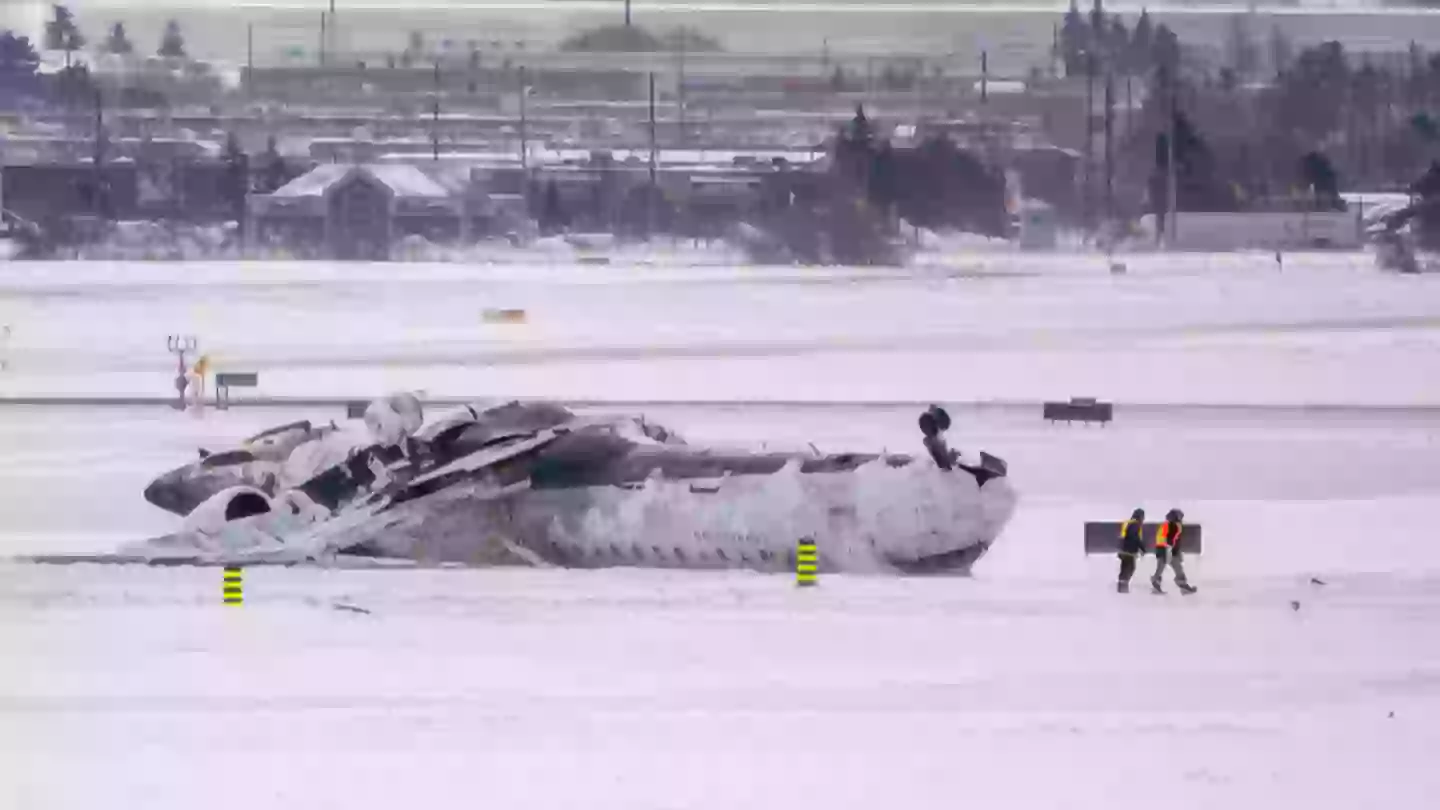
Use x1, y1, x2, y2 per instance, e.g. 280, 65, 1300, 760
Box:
7, 562, 1440, 810
2, 252, 1438, 405
4, 255, 1440, 808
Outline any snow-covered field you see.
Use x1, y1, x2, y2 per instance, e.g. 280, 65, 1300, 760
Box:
2, 251, 1438, 405
4, 254, 1440, 809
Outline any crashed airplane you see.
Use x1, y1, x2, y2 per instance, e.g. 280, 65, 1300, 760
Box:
93, 395, 1017, 574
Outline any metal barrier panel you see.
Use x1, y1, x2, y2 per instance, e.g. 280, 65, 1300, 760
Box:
1043, 401, 1114, 423
215, 372, 260, 388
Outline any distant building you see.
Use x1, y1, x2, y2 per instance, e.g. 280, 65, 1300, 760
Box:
246, 162, 504, 259
0, 162, 139, 224
1016, 199, 1058, 250
1137, 210, 1364, 251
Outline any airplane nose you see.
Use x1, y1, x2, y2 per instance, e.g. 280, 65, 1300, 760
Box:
142, 468, 191, 515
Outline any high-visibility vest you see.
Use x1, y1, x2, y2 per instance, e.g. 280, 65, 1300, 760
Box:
1118, 519, 1137, 555
1156, 522, 1182, 549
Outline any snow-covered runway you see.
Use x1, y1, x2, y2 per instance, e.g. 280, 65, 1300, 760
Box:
4, 255, 1440, 808
3, 253, 1440, 405
7, 561, 1440, 809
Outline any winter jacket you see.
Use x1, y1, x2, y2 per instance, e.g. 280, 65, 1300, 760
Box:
1119, 519, 1145, 556
1156, 519, 1184, 553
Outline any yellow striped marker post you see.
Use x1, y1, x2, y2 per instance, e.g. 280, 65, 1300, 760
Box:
222, 566, 243, 605
796, 538, 818, 587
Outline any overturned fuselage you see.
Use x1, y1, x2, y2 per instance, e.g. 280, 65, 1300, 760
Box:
130, 397, 1017, 575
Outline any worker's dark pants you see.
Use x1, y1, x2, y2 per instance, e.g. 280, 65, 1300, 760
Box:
1118, 552, 1138, 584
1152, 548, 1190, 588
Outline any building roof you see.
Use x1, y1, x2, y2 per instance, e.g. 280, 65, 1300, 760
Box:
270, 164, 351, 197
270, 163, 453, 198
366, 164, 452, 197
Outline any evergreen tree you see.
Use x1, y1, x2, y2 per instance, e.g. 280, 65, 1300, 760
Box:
1060, 0, 1089, 77
258, 136, 289, 193
1299, 151, 1342, 209
1128, 9, 1153, 75
1152, 23, 1180, 76
222, 133, 250, 219
158, 20, 186, 59
1151, 111, 1237, 213
0, 31, 42, 103
45, 5, 83, 51
0, 31, 40, 75
1108, 18, 1130, 73
1276, 41, 1351, 143
541, 180, 567, 232
105, 22, 133, 55
1225, 13, 1259, 80
1088, 0, 1106, 59
1269, 24, 1293, 77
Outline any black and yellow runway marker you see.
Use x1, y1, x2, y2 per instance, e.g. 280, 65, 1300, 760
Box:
222, 566, 243, 605
796, 538, 818, 587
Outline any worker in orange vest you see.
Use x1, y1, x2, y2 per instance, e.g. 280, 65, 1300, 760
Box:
1116, 508, 1145, 593
1152, 508, 1197, 595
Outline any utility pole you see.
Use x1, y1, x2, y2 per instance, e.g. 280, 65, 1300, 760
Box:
1163, 64, 1178, 248
1103, 66, 1114, 236
866, 57, 874, 111
518, 65, 528, 173
319, 12, 326, 67
1125, 73, 1133, 142
913, 57, 923, 134
431, 60, 441, 161
518, 65, 530, 216
1051, 22, 1060, 77
1168, 68, 1178, 248
1084, 50, 1095, 234
980, 50, 988, 104
92, 87, 105, 222
647, 71, 657, 239
625, 0, 632, 27
246, 23, 254, 98
677, 35, 687, 146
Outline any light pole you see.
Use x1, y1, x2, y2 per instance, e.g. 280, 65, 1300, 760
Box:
518, 65, 529, 174
1166, 65, 1178, 248
246, 22, 254, 99
167, 334, 197, 410
648, 71, 657, 239
432, 60, 442, 161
